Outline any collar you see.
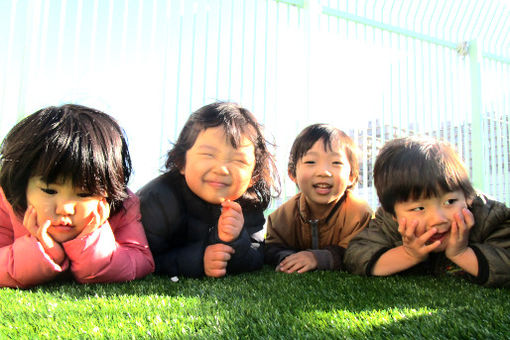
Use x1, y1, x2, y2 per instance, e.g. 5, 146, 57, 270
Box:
297, 191, 348, 225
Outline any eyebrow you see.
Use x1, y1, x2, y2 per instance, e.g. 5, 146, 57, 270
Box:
196, 145, 218, 152
303, 150, 343, 157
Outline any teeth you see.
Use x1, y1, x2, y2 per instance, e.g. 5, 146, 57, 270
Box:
314, 184, 331, 188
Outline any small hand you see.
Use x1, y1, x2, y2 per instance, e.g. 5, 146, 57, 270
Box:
445, 208, 475, 259
203, 243, 235, 278
23, 206, 66, 265
398, 217, 440, 262
217, 200, 243, 242
77, 199, 110, 238
277, 251, 317, 274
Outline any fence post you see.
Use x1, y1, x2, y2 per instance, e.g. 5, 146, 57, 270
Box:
303, 0, 320, 122
469, 40, 485, 192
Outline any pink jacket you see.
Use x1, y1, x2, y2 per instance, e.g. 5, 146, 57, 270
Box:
0, 188, 154, 288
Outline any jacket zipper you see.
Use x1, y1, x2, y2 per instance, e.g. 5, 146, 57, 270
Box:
309, 219, 319, 249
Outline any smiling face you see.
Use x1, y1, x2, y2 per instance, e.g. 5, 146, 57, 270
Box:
26, 177, 106, 243
393, 190, 468, 252
180, 126, 256, 204
291, 138, 354, 218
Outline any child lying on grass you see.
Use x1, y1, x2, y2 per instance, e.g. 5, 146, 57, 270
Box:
265, 124, 372, 273
345, 136, 510, 287
138, 102, 280, 278
0, 105, 154, 288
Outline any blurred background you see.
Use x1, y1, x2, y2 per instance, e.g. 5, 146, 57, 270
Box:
1, 0, 509, 210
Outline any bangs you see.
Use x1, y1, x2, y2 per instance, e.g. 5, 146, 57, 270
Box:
217, 103, 258, 149
0, 104, 130, 215
385, 164, 467, 204
30, 118, 111, 195
291, 126, 337, 168
376, 137, 474, 214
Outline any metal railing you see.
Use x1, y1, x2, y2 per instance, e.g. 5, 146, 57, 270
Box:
0, 0, 509, 208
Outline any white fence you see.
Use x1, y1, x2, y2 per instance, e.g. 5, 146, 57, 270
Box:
0, 0, 509, 209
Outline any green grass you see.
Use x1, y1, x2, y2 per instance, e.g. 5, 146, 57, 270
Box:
1, 266, 509, 339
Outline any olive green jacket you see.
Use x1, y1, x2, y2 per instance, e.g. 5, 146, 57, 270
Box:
345, 193, 510, 287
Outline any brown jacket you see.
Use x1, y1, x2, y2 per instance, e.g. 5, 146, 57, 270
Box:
265, 190, 373, 270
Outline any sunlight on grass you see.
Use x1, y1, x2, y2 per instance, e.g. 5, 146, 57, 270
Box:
297, 307, 439, 335
1, 268, 509, 338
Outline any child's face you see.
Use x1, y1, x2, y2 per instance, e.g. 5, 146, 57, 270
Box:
393, 190, 468, 252
291, 138, 354, 217
26, 177, 106, 243
181, 126, 256, 204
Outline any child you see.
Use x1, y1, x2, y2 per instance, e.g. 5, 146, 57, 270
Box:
0, 104, 155, 288
344, 137, 510, 287
265, 124, 372, 273
137, 102, 280, 278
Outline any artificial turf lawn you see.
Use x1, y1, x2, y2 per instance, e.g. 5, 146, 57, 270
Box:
0, 266, 509, 339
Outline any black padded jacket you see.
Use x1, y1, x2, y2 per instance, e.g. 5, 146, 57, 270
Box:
137, 172, 265, 278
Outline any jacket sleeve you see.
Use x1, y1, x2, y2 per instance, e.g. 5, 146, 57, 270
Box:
139, 182, 207, 278
63, 193, 155, 283
264, 213, 297, 266
210, 208, 265, 274
0, 198, 69, 288
344, 207, 401, 275
468, 196, 510, 287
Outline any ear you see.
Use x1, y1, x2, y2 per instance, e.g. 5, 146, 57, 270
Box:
347, 173, 355, 188
288, 169, 297, 184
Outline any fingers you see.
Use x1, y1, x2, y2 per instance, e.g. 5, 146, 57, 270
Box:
450, 208, 473, 241
461, 208, 475, 229
219, 200, 243, 223
38, 220, 55, 249
221, 200, 242, 214
422, 240, 442, 253
23, 206, 38, 236
445, 209, 473, 259
277, 252, 316, 274
218, 202, 244, 242
78, 199, 110, 238
204, 244, 235, 278
208, 243, 235, 258
280, 262, 305, 274
278, 255, 304, 273
399, 218, 419, 242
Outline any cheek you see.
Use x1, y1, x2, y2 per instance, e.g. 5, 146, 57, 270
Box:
75, 201, 100, 219
31, 201, 54, 223
294, 170, 310, 186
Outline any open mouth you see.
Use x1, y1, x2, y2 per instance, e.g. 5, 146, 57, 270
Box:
313, 183, 332, 194
427, 231, 448, 244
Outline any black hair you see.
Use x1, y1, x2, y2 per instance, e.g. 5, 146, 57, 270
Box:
0, 104, 132, 215
165, 102, 280, 210
288, 124, 359, 189
373, 136, 475, 215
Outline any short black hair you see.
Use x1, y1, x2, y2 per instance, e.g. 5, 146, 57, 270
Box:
0, 104, 132, 215
288, 124, 359, 189
165, 102, 280, 209
373, 136, 475, 215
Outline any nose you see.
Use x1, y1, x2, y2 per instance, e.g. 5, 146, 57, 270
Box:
213, 162, 229, 175
56, 200, 75, 216
316, 164, 332, 177
428, 205, 449, 227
